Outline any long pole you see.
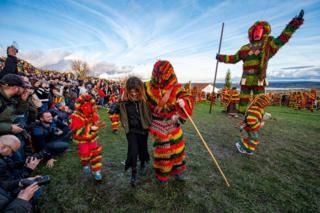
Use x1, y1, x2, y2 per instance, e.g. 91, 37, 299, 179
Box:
182, 107, 230, 187
209, 23, 224, 113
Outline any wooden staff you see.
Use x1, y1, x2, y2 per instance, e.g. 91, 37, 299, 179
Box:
182, 106, 230, 187
209, 22, 225, 113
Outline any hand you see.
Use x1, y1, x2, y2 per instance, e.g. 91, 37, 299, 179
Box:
26, 157, 41, 170
91, 125, 99, 131
17, 183, 39, 201
171, 115, 179, 123
55, 129, 63, 136
21, 89, 30, 101
11, 124, 24, 134
296, 9, 304, 20
176, 99, 185, 108
46, 158, 56, 168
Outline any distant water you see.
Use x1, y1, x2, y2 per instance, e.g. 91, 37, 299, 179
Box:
214, 81, 320, 90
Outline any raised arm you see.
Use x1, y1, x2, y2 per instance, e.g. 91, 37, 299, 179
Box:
269, 10, 304, 58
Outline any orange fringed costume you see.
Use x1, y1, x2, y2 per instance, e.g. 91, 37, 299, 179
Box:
108, 93, 120, 132
69, 94, 104, 180
145, 60, 194, 182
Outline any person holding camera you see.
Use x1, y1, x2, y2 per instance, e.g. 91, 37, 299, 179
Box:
0, 74, 29, 136
0, 45, 19, 79
31, 111, 69, 168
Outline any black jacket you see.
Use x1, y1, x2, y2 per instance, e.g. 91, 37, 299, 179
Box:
0, 187, 31, 213
0, 56, 18, 79
0, 156, 33, 192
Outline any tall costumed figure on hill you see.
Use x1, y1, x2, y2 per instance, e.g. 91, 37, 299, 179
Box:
145, 60, 194, 185
216, 10, 304, 113
69, 94, 106, 181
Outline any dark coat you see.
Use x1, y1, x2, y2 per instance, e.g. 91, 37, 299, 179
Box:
0, 56, 18, 79
119, 100, 152, 134
0, 187, 32, 213
0, 156, 33, 192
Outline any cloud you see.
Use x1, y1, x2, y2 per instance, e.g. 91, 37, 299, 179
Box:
269, 66, 320, 80
281, 65, 315, 70
91, 61, 134, 77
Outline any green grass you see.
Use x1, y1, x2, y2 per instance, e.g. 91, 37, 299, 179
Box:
36, 103, 320, 212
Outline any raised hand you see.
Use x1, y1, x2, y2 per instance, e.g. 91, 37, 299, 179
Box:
296, 9, 304, 20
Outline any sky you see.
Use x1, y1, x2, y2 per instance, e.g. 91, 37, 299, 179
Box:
0, 0, 320, 82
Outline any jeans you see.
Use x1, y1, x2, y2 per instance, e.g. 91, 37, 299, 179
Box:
46, 141, 69, 155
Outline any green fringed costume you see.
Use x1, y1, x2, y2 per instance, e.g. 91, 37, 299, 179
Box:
217, 11, 304, 113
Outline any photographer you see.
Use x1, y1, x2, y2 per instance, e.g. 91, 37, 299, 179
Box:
0, 183, 39, 212
0, 45, 18, 79
0, 74, 29, 136
31, 111, 69, 168
0, 135, 46, 212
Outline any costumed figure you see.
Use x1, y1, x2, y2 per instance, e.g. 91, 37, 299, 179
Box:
69, 94, 106, 181
236, 94, 271, 155
217, 10, 304, 113
224, 87, 240, 115
305, 89, 316, 112
108, 93, 121, 133
145, 60, 194, 185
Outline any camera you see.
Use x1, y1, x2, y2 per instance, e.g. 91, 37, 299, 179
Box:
31, 150, 51, 160
20, 175, 51, 188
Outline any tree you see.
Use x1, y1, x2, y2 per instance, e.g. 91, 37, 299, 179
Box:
71, 60, 90, 79
224, 69, 231, 89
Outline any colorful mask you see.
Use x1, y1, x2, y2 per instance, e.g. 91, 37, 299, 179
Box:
253, 24, 264, 41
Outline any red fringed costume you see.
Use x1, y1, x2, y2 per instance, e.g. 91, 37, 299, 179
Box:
108, 93, 120, 132
69, 94, 104, 180
145, 60, 194, 182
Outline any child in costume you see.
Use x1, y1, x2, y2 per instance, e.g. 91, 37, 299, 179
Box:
236, 94, 271, 155
108, 93, 120, 133
145, 60, 194, 185
108, 77, 152, 187
69, 94, 106, 180
217, 10, 304, 113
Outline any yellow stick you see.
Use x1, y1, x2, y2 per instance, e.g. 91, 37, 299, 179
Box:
182, 107, 230, 187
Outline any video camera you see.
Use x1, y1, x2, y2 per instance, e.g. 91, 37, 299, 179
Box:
29, 150, 51, 160
20, 175, 51, 188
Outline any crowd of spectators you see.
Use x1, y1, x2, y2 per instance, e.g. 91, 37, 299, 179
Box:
0, 45, 122, 212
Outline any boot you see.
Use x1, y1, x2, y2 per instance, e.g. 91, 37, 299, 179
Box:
130, 167, 137, 187
139, 162, 147, 176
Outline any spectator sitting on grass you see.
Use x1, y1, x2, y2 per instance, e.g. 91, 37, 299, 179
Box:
31, 111, 69, 168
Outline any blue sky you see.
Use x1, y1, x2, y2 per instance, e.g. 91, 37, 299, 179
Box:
0, 0, 320, 82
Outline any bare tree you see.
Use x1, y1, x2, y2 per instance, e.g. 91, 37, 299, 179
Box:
71, 60, 90, 79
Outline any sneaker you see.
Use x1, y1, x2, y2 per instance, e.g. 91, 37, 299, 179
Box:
83, 166, 91, 174
94, 171, 103, 181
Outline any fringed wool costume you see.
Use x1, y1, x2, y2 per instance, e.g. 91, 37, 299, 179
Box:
217, 11, 304, 113
222, 87, 240, 114
236, 94, 271, 155
108, 93, 120, 132
69, 94, 104, 180
145, 60, 194, 182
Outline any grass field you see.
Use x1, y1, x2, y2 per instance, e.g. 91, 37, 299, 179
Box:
36, 103, 320, 212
